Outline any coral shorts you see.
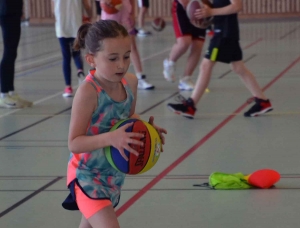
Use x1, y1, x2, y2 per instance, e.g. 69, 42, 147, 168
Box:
75, 183, 112, 219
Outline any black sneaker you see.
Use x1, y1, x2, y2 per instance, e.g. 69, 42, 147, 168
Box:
244, 97, 273, 117
167, 95, 196, 119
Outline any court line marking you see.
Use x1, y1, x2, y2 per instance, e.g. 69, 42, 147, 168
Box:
0, 177, 63, 218
115, 56, 300, 217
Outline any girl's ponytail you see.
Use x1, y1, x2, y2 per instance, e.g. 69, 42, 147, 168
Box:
73, 23, 92, 51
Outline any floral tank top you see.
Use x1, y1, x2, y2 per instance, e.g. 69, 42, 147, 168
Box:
66, 70, 134, 207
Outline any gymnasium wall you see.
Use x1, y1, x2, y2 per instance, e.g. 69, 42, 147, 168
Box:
26, 0, 300, 24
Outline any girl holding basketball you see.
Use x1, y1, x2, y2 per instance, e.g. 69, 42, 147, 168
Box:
100, 0, 155, 90
168, 0, 273, 118
62, 20, 166, 228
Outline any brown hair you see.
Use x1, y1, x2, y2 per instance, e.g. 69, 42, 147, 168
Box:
73, 20, 129, 54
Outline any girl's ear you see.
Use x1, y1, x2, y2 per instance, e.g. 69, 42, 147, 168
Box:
85, 54, 95, 67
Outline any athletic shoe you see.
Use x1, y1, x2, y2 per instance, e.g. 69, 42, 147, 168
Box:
178, 76, 195, 91
137, 29, 152, 37
163, 59, 175, 82
10, 94, 33, 107
137, 75, 155, 90
77, 71, 86, 85
167, 95, 196, 119
244, 97, 273, 117
63, 86, 73, 97
0, 96, 23, 109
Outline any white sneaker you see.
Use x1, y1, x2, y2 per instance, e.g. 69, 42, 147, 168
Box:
178, 76, 195, 91
137, 29, 152, 37
163, 59, 175, 82
0, 95, 23, 109
137, 75, 155, 90
77, 71, 86, 85
10, 94, 33, 107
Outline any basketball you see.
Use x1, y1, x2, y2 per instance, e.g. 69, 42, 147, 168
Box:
100, 0, 123, 14
151, 17, 166, 32
186, 0, 213, 29
105, 118, 162, 175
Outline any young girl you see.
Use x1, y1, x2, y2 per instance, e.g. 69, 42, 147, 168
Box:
168, 0, 273, 118
62, 20, 167, 228
100, 0, 155, 90
51, 0, 92, 97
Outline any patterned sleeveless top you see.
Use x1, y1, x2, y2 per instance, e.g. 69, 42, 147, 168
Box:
67, 70, 134, 207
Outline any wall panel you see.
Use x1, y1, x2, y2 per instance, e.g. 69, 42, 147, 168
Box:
26, 0, 300, 25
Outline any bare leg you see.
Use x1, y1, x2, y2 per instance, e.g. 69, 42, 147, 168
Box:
231, 61, 267, 100
183, 39, 204, 76
138, 7, 148, 29
191, 58, 216, 104
130, 35, 143, 74
87, 204, 120, 228
169, 36, 192, 62
79, 215, 92, 228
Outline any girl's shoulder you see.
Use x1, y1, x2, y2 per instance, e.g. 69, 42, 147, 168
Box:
123, 73, 138, 86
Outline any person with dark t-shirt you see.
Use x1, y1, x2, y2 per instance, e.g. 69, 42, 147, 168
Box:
0, 0, 32, 108
167, 0, 273, 118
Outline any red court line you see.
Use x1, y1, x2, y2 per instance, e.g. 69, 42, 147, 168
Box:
243, 38, 263, 50
116, 56, 300, 217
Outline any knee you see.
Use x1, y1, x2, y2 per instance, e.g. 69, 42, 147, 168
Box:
231, 63, 246, 75
200, 59, 213, 72
177, 38, 192, 50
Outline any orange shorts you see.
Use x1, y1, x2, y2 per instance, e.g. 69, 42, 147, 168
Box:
75, 183, 112, 219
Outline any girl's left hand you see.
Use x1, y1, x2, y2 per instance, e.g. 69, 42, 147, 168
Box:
195, 5, 212, 19
148, 116, 167, 152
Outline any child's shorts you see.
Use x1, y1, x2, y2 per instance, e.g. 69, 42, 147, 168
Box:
75, 183, 112, 219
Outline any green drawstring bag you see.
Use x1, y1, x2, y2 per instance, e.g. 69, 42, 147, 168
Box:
208, 172, 252, 189
194, 172, 253, 189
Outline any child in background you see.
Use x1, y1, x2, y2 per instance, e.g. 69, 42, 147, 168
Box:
163, 0, 207, 91
101, 0, 155, 90
168, 0, 273, 118
62, 20, 167, 228
51, 0, 92, 97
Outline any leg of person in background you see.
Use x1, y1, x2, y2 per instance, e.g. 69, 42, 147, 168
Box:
167, 44, 272, 118
130, 33, 154, 89
137, 0, 151, 37
58, 38, 73, 97
70, 38, 85, 84
0, 15, 32, 108
95, 0, 102, 21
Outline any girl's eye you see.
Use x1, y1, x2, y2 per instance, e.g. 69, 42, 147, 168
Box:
124, 56, 130, 59
109, 58, 117, 61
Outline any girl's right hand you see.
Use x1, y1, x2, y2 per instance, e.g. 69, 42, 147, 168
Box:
110, 122, 144, 161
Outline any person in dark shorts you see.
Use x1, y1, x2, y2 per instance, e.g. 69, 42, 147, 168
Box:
95, 0, 102, 21
167, 0, 273, 118
163, 0, 207, 91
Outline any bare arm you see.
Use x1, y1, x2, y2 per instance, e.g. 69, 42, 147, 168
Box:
211, 0, 242, 15
83, 0, 93, 18
68, 82, 113, 153
125, 73, 140, 119
195, 0, 243, 19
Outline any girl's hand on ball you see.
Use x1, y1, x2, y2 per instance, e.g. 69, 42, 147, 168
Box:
148, 116, 167, 151
111, 122, 144, 161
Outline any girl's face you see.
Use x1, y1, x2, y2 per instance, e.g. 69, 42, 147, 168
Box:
90, 36, 131, 83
